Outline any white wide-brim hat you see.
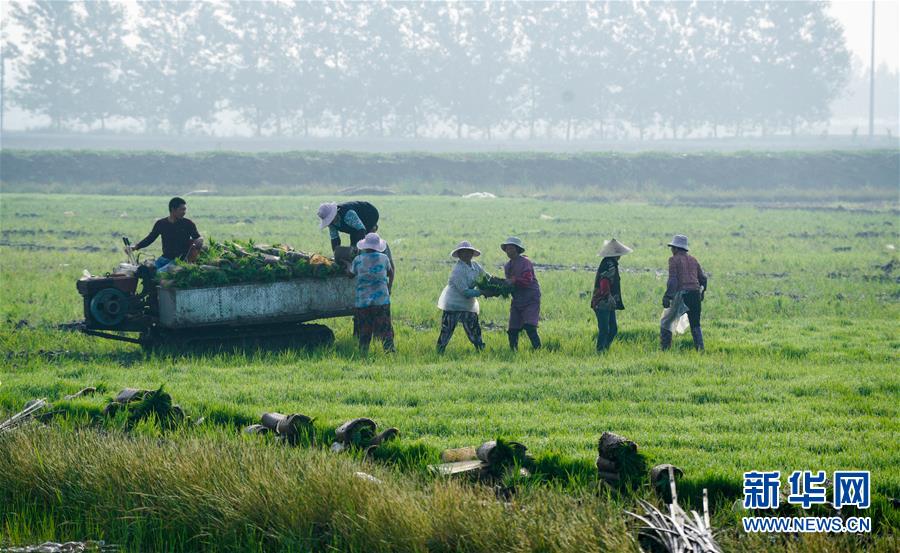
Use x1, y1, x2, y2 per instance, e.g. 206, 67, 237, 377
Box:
667, 234, 689, 251
598, 238, 633, 258
500, 236, 525, 252
451, 240, 481, 258
357, 232, 387, 252
317, 202, 338, 229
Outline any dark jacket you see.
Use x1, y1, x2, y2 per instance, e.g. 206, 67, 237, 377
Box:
333, 201, 380, 247
592, 257, 624, 310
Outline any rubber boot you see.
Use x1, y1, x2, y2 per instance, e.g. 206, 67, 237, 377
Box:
383, 337, 396, 353
660, 329, 673, 351
359, 336, 371, 354
690, 326, 705, 351
524, 325, 542, 350
507, 329, 520, 351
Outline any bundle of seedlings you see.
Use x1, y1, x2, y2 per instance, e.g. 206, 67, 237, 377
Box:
161, 238, 344, 289
330, 418, 399, 456
244, 411, 316, 446
102, 386, 186, 429
626, 466, 722, 553
475, 274, 514, 298
431, 439, 534, 481
596, 431, 647, 490
651, 464, 685, 504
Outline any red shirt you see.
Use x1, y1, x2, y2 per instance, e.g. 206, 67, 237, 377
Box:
504, 255, 541, 305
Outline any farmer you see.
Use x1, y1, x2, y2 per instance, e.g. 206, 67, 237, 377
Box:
350, 232, 395, 353
502, 237, 541, 351
436, 241, 486, 353
127, 197, 203, 270
317, 201, 380, 251
591, 239, 633, 352
660, 234, 708, 351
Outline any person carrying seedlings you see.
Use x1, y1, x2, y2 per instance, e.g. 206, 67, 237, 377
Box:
127, 197, 203, 270
660, 234, 708, 351
591, 238, 633, 352
501, 237, 541, 351
350, 232, 395, 353
436, 241, 486, 353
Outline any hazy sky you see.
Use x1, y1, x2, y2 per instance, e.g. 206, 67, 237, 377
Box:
828, 0, 899, 70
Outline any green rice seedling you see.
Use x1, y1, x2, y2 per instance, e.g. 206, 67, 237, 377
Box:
476, 274, 514, 298
160, 238, 342, 289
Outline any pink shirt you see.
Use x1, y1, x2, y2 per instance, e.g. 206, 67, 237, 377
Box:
504, 255, 541, 305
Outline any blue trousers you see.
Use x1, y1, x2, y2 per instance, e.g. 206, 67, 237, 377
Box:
594, 309, 618, 351
155, 256, 173, 269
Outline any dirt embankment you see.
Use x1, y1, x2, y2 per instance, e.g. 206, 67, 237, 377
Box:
1, 150, 897, 200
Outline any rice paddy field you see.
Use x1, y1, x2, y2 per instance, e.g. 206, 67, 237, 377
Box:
1, 192, 898, 552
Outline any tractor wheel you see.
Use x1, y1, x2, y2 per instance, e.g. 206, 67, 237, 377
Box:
89, 288, 129, 327
293, 324, 335, 348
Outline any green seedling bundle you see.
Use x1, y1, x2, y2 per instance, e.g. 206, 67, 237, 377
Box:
162, 238, 344, 289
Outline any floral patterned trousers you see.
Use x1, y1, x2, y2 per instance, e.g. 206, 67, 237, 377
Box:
436, 311, 484, 353
356, 304, 395, 353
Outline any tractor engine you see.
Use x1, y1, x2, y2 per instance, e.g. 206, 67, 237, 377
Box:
76, 269, 153, 331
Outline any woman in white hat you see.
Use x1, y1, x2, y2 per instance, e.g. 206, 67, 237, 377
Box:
436, 241, 486, 353
591, 238, 633, 352
317, 201, 380, 251
660, 234, 708, 351
501, 236, 541, 351
350, 232, 395, 353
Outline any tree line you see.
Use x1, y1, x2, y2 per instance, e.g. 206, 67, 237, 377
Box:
3, 1, 851, 140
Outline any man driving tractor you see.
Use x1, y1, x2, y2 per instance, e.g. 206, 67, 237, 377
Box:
126, 197, 203, 269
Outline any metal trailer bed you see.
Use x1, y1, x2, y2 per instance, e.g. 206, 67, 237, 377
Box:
78, 275, 356, 349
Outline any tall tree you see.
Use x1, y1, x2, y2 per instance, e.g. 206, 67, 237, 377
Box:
223, 1, 298, 136
431, 1, 514, 140
8, 1, 82, 130
72, 0, 130, 130
386, 2, 441, 138
0, 5, 22, 133
282, 0, 333, 138
744, 1, 849, 135
132, 1, 228, 134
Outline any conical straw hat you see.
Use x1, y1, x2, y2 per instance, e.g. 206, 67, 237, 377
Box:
597, 238, 633, 257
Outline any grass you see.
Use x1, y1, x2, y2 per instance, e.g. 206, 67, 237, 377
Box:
1, 193, 898, 551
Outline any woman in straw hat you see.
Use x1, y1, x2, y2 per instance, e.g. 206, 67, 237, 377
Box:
350, 232, 395, 353
501, 236, 542, 351
660, 234, 708, 351
591, 238, 633, 352
436, 241, 486, 353
317, 201, 380, 251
